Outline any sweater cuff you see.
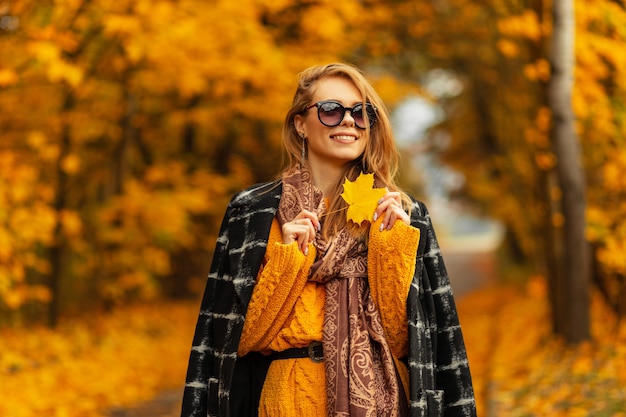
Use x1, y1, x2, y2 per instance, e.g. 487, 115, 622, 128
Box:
370, 218, 420, 258
267, 241, 307, 272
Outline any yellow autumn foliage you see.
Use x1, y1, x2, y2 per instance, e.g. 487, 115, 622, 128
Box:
2, 279, 625, 416
0, 0, 624, 365
496, 10, 543, 41
0, 152, 56, 311
0, 302, 198, 417
459, 277, 626, 416
363, 0, 626, 303
1, 0, 425, 319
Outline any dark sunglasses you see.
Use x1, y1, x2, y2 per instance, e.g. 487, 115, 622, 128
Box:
304, 100, 377, 129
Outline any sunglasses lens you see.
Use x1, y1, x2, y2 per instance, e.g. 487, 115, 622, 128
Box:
318, 102, 344, 127
351, 104, 364, 127
315, 101, 377, 128
353, 104, 377, 129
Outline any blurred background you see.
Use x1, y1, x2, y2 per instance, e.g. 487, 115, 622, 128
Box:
1, 0, 625, 416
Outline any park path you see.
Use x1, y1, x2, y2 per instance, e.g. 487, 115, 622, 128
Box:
445, 248, 499, 297
107, 389, 183, 417
107, 226, 500, 417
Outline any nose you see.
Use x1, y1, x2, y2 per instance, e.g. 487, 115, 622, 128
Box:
341, 109, 355, 126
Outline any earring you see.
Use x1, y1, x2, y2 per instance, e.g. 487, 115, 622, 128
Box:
300, 133, 306, 163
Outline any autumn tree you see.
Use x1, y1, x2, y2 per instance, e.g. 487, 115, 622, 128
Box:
548, 0, 590, 341
3, 0, 624, 335
0, 0, 405, 325
361, 0, 626, 341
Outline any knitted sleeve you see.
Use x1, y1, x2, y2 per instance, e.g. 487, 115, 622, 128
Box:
237, 219, 316, 356
367, 217, 420, 359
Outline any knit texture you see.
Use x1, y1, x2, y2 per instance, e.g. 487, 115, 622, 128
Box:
259, 358, 326, 417
238, 219, 323, 355
238, 217, 420, 415
238, 219, 326, 416
368, 216, 420, 359
180, 181, 477, 417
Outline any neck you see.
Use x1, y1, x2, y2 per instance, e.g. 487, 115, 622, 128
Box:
307, 159, 345, 197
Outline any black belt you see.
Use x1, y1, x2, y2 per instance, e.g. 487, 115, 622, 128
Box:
270, 342, 324, 363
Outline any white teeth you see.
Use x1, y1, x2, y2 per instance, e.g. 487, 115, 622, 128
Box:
333, 135, 357, 141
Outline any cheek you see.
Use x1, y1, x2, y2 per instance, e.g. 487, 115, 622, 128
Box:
359, 135, 369, 152
309, 126, 328, 141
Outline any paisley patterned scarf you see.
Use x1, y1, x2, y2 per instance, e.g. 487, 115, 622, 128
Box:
276, 165, 408, 417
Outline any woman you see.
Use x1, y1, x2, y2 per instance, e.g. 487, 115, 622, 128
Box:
181, 63, 476, 417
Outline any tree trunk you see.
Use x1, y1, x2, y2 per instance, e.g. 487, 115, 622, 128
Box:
545, 170, 567, 336
112, 76, 136, 196
548, 0, 590, 342
48, 92, 74, 327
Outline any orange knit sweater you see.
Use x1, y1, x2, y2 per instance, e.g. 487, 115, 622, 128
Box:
238, 217, 420, 416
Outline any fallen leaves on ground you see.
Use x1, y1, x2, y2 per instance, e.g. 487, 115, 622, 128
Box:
2, 277, 626, 417
458, 276, 626, 416
0, 301, 199, 417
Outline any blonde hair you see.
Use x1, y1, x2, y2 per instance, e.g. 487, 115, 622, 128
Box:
282, 63, 411, 238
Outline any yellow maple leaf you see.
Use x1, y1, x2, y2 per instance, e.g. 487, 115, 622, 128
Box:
340, 172, 387, 225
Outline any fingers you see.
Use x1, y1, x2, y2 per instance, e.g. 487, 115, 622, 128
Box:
296, 210, 322, 232
281, 210, 321, 254
373, 191, 410, 231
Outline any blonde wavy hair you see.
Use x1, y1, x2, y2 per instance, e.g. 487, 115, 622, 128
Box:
282, 62, 411, 238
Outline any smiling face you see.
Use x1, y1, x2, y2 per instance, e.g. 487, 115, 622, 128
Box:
294, 76, 368, 174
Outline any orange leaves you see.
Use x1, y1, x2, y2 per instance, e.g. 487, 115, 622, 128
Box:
114, 0, 289, 100
0, 68, 18, 87
300, 3, 356, 54
0, 301, 198, 417
458, 278, 626, 416
596, 223, 626, 273
400, 0, 626, 294
496, 10, 544, 61
523, 59, 551, 82
26, 40, 84, 87
496, 39, 520, 58
3, 284, 51, 309
534, 151, 557, 171
496, 10, 544, 42
60, 153, 81, 174
0, 151, 55, 310
103, 14, 142, 36
0, 0, 623, 338
573, 1, 626, 284
89, 163, 229, 304
26, 132, 60, 163
59, 209, 82, 237
340, 173, 387, 226
601, 150, 626, 192
373, 75, 424, 107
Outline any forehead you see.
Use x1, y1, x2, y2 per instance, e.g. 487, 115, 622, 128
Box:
311, 76, 362, 103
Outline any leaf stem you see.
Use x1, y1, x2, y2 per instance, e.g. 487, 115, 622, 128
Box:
319, 207, 347, 218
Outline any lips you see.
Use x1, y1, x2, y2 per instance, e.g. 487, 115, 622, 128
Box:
331, 134, 358, 142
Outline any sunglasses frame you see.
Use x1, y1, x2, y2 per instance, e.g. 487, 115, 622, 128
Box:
304, 100, 377, 129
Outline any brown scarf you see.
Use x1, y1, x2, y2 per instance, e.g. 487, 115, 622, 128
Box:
276, 166, 408, 417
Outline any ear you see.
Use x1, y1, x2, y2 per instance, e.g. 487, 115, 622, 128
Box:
294, 114, 305, 137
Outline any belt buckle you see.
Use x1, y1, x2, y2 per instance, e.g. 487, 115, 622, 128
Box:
308, 341, 323, 363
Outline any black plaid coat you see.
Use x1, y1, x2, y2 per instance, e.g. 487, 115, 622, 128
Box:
181, 181, 477, 417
